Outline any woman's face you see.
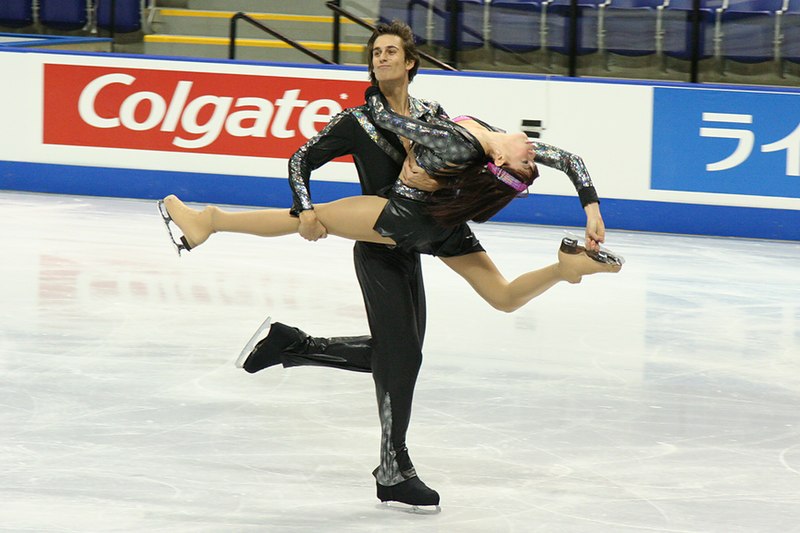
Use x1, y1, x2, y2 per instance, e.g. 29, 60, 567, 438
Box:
499, 132, 537, 177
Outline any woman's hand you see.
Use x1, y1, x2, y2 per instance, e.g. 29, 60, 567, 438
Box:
583, 202, 606, 251
400, 157, 441, 192
298, 210, 328, 241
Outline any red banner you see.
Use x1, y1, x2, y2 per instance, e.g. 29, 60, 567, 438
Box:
43, 64, 368, 158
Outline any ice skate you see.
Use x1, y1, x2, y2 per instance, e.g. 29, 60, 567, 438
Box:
558, 235, 623, 283
235, 316, 274, 371
235, 319, 308, 373
157, 199, 189, 256
376, 476, 441, 513
562, 231, 625, 267
157, 195, 215, 255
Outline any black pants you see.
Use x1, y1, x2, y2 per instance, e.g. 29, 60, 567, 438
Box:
282, 241, 426, 484
356, 242, 426, 484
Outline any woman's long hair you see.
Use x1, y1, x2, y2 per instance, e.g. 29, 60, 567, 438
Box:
426, 163, 536, 227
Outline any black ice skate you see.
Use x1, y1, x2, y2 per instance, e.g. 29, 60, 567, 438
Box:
376, 476, 441, 513
157, 199, 192, 256
235, 316, 275, 371
561, 231, 625, 267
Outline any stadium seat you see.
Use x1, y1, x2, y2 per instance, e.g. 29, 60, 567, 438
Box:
544, 0, 607, 56
601, 0, 665, 57
779, 0, 800, 64
39, 0, 89, 31
406, 0, 485, 50
0, 0, 33, 28
659, 0, 723, 60
489, 0, 546, 53
96, 0, 142, 33
719, 0, 783, 63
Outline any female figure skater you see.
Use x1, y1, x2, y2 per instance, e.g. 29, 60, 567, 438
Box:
158, 88, 622, 314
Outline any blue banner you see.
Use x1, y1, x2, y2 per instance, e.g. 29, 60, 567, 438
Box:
651, 87, 800, 199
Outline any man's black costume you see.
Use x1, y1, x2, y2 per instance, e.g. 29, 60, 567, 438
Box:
243, 97, 447, 506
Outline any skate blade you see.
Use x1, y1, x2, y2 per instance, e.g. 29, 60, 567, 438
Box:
157, 200, 190, 257
563, 231, 625, 266
235, 316, 272, 368
377, 501, 441, 514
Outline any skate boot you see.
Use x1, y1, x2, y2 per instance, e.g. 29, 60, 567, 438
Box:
376, 475, 440, 511
235, 318, 304, 373
562, 231, 625, 266
558, 235, 623, 283
157, 195, 215, 255
235, 319, 368, 373
374, 446, 440, 512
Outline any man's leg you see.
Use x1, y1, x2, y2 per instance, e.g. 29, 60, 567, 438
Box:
238, 319, 373, 374
353, 242, 438, 506
236, 241, 436, 505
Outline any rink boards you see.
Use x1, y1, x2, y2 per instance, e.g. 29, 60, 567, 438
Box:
0, 48, 797, 240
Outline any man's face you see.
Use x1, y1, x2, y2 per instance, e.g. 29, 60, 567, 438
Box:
371, 34, 413, 85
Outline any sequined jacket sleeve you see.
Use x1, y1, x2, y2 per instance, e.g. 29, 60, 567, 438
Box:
528, 140, 599, 206
365, 89, 479, 172
288, 111, 357, 216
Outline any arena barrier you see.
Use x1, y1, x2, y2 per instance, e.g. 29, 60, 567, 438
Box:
1, 48, 797, 240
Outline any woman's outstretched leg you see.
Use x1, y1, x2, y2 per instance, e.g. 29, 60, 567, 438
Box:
161, 194, 394, 250
440, 246, 621, 313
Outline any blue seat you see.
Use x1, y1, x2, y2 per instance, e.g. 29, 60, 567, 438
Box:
39, 0, 88, 31
780, 0, 800, 64
602, 0, 664, 56
379, 0, 423, 41
660, 0, 723, 60
96, 0, 142, 33
489, 0, 545, 53
407, 0, 485, 50
719, 0, 783, 62
453, 0, 486, 50
406, 0, 431, 43
544, 0, 606, 56
0, 0, 33, 28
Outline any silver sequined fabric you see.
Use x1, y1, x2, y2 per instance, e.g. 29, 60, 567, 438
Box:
350, 108, 404, 165
528, 140, 594, 190
365, 93, 597, 203
375, 392, 408, 485
287, 113, 348, 213
367, 92, 483, 179
288, 96, 447, 213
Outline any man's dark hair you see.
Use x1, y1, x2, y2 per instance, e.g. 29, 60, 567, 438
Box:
367, 20, 421, 86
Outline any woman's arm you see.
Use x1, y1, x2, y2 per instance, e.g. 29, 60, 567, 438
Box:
365, 87, 463, 154
583, 201, 606, 250
528, 140, 599, 207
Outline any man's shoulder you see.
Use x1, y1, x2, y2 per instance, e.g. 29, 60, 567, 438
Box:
409, 96, 445, 117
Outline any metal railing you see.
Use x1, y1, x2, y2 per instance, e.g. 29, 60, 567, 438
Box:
228, 12, 334, 63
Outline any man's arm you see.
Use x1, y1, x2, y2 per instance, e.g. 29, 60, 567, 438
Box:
288, 112, 357, 240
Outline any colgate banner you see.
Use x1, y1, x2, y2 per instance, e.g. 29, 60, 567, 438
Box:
43, 64, 368, 157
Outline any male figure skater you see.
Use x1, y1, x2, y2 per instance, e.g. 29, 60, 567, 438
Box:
237, 21, 444, 508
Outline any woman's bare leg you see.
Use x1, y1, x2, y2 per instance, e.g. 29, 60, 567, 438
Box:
161, 194, 394, 249
440, 248, 620, 313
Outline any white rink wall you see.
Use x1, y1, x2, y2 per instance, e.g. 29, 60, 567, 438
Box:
0, 49, 798, 240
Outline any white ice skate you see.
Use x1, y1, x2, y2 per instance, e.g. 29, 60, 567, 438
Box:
157, 199, 191, 256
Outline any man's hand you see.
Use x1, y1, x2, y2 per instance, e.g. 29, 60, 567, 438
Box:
583, 202, 606, 251
399, 157, 441, 192
298, 210, 328, 241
